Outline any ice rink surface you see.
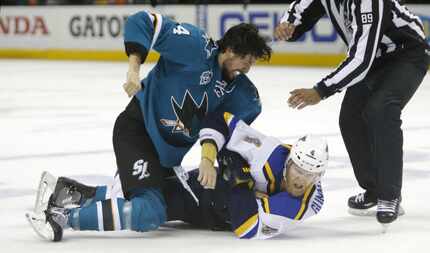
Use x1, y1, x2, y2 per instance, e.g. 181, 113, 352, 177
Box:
1, 59, 429, 253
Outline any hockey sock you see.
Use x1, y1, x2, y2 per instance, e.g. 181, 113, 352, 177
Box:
78, 186, 108, 207
69, 197, 124, 231
68, 188, 166, 232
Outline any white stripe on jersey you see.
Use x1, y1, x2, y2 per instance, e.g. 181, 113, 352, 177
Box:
344, 0, 383, 90
144, 11, 163, 50
288, 0, 314, 25
323, 0, 383, 90
327, 0, 350, 43
391, 0, 426, 39
199, 128, 226, 151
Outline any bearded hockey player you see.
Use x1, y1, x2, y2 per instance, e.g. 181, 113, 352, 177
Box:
26, 112, 327, 241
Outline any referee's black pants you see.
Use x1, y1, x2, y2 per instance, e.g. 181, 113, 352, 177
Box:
339, 47, 429, 200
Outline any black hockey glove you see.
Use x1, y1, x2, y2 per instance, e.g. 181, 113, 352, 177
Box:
218, 150, 255, 190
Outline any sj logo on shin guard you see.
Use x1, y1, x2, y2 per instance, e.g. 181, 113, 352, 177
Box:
132, 159, 150, 180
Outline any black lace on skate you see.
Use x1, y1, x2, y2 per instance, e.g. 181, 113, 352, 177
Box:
377, 199, 399, 213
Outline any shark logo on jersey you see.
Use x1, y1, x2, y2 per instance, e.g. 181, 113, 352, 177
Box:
202, 33, 218, 59
160, 90, 208, 138
200, 70, 213, 85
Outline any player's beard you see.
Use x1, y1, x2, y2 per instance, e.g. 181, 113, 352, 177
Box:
221, 65, 235, 84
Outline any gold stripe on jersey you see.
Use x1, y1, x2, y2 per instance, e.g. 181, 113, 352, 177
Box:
282, 144, 292, 150
264, 162, 276, 194
262, 197, 270, 213
234, 213, 258, 237
294, 185, 316, 220
223, 112, 234, 125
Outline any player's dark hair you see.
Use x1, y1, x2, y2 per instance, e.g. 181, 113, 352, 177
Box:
217, 23, 272, 62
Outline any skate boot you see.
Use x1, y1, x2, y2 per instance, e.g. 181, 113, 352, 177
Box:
377, 197, 404, 233
348, 192, 377, 216
27, 172, 94, 241
51, 176, 97, 208
377, 197, 403, 224
26, 204, 70, 242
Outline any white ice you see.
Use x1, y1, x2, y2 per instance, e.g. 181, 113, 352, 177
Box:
1, 59, 429, 253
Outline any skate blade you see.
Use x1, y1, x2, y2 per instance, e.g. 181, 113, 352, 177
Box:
25, 212, 54, 241
34, 171, 57, 213
381, 223, 389, 234
348, 207, 377, 216
349, 206, 406, 217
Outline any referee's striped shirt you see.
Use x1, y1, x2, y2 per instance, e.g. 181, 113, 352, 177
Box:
281, 0, 429, 99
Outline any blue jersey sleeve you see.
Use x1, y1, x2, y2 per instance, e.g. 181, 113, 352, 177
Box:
198, 111, 236, 150
260, 182, 324, 220
124, 11, 204, 65
229, 182, 324, 239
229, 187, 260, 239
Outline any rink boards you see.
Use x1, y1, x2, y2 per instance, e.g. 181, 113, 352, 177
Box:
0, 4, 429, 66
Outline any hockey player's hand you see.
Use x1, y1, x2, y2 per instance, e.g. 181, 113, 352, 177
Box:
274, 22, 296, 41
198, 158, 217, 189
288, 88, 321, 109
123, 71, 141, 97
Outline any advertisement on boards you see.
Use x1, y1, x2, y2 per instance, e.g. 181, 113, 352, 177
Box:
204, 4, 346, 55
0, 5, 194, 50
0, 4, 428, 64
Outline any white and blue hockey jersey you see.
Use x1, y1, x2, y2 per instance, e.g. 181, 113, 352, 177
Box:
199, 112, 325, 239
124, 11, 261, 167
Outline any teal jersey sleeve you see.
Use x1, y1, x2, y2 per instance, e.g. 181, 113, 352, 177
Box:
124, 11, 205, 65
218, 74, 262, 125
198, 74, 261, 151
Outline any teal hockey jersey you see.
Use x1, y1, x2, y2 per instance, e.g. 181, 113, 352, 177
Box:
124, 11, 261, 167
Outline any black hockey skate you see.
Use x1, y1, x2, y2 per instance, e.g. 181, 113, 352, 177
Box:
348, 192, 377, 216
50, 176, 96, 208
27, 172, 94, 242
377, 197, 401, 224
26, 199, 70, 242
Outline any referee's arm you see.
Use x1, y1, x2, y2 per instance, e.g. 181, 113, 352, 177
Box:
314, 0, 385, 99
278, 0, 325, 41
